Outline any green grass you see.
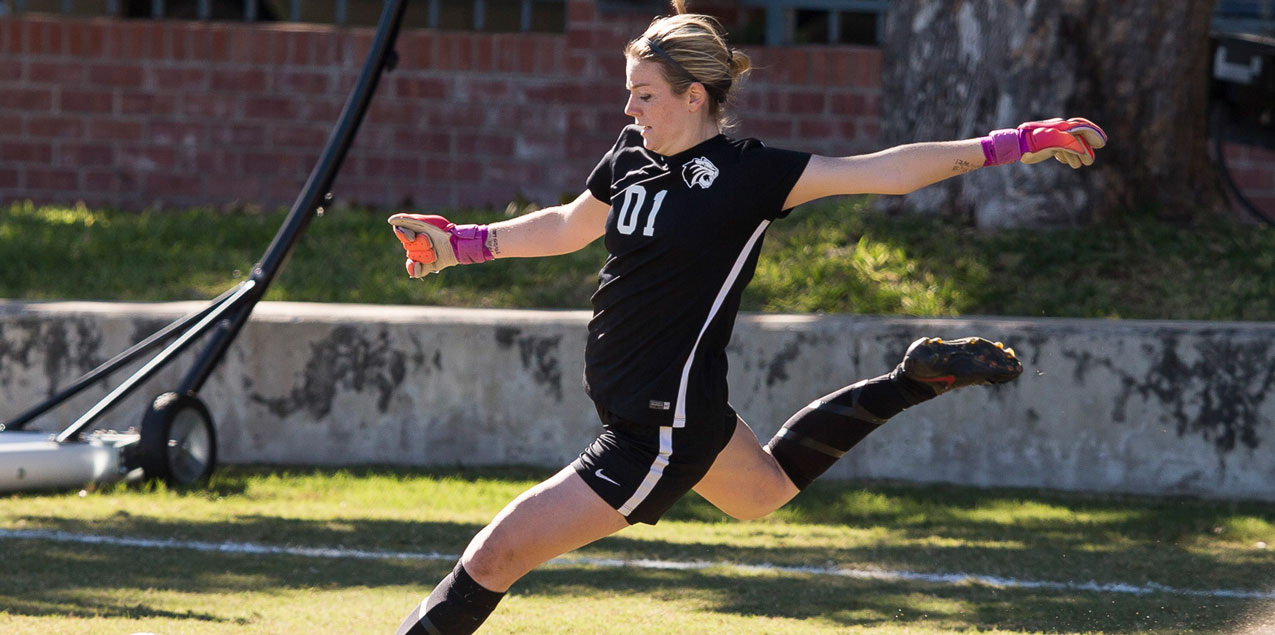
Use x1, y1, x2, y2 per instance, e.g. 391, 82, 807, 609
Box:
1, 466, 1274, 633
3, 200, 1274, 320
5, 204, 1274, 633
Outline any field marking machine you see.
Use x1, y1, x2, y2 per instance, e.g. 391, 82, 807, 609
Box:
0, 0, 410, 493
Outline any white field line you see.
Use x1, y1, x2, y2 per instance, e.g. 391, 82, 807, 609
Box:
3, 528, 1273, 601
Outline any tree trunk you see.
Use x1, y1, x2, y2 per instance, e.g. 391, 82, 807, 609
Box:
879, 0, 1227, 227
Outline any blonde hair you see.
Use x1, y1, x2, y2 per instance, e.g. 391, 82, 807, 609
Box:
625, 0, 751, 128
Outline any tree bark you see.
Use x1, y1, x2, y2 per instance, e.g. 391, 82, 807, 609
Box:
879, 0, 1227, 227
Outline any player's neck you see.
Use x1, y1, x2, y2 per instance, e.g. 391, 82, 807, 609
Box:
663, 119, 721, 156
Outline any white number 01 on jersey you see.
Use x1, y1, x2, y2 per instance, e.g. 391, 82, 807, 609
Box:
616, 185, 667, 237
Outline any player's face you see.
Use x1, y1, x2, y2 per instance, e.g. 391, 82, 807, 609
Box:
624, 57, 699, 156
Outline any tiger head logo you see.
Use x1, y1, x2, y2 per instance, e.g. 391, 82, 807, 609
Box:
681, 157, 720, 190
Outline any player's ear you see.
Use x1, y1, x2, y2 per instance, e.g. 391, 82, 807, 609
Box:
686, 82, 707, 112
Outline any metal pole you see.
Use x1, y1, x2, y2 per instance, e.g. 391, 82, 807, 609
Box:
249, 0, 408, 285
170, 0, 410, 401
55, 281, 258, 443
1, 286, 240, 432
178, 299, 255, 394
4, 0, 410, 445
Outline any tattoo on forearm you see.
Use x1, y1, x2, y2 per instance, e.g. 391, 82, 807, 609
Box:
488, 228, 500, 256
952, 159, 976, 174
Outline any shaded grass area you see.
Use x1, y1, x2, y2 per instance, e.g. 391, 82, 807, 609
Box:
3, 200, 1274, 320
2, 538, 1267, 634
2, 466, 1273, 633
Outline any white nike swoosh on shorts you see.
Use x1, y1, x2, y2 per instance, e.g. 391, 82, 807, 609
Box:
595, 469, 621, 486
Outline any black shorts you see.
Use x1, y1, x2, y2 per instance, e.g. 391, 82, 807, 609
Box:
572, 404, 738, 525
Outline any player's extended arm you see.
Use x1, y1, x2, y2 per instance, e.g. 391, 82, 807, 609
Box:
388, 190, 610, 277
783, 117, 1107, 209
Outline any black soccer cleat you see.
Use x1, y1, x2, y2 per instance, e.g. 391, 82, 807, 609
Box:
896, 336, 1023, 396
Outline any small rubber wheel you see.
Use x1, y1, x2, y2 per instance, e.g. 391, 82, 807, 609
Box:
139, 391, 217, 485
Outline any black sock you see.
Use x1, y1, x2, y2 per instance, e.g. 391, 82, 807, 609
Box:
765, 370, 936, 490
406, 563, 505, 635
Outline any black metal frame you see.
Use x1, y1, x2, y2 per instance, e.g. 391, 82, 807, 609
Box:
1210, 31, 1275, 226
1, 0, 410, 442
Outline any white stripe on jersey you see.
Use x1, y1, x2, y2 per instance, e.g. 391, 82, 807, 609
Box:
672, 220, 771, 428
618, 221, 770, 518
618, 425, 673, 516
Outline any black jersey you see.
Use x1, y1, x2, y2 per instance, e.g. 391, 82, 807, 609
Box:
583, 125, 811, 429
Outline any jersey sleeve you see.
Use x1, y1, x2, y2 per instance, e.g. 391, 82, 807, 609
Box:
586, 150, 613, 204
746, 146, 812, 221
587, 128, 635, 204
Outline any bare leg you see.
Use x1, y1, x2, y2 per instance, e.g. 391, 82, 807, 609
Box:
396, 465, 628, 634
459, 465, 629, 590
693, 417, 800, 520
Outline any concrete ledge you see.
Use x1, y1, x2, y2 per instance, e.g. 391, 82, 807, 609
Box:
2, 300, 1273, 501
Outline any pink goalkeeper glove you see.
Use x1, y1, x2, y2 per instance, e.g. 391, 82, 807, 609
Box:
388, 213, 493, 277
981, 117, 1108, 169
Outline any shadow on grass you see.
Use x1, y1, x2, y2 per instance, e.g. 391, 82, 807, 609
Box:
517, 566, 1259, 634
2, 466, 1273, 632
1, 594, 229, 623
0, 527, 1265, 634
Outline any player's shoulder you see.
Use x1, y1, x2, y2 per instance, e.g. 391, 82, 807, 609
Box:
597, 125, 648, 162
719, 134, 782, 162
727, 135, 767, 153
717, 134, 807, 170
617, 124, 645, 147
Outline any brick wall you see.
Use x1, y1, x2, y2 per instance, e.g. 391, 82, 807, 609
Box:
1221, 142, 1275, 215
2, 5, 1270, 215
0, 2, 880, 211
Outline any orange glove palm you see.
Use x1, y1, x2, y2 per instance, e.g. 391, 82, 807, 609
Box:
388, 214, 460, 277
388, 213, 493, 277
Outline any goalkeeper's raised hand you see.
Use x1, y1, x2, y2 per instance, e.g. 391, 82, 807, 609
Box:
981, 117, 1108, 169
388, 213, 493, 277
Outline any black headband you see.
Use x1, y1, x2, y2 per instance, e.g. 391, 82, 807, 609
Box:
640, 37, 729, 103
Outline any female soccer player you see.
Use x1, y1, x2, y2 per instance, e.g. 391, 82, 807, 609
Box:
390, 4, 1107, 632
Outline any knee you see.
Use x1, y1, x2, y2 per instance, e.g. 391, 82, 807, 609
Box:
722, 504, 772, 521
719, 498, 781, 521
461, 525, 523, 589
719, 479, 791, 521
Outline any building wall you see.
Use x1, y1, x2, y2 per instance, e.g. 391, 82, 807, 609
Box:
3, 5, 1272, 215
1222, 142, 1275, 214
0, 3, 881, 211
